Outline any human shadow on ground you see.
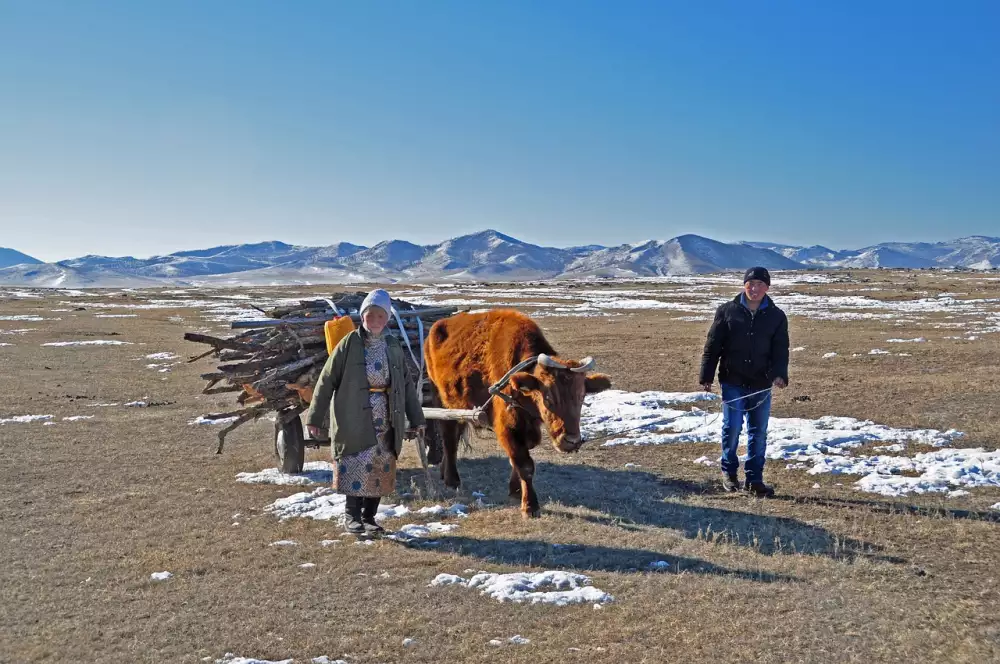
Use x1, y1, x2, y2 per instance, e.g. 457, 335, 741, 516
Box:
400, 456, 902, 563
778, 494, 1000, 523
394, 535, 797, 583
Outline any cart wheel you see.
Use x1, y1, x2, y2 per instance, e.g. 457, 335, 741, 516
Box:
275, 416, 305, 474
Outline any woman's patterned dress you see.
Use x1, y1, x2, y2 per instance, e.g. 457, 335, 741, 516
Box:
332, 332, 397, 497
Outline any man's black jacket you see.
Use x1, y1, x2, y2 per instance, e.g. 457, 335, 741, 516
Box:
699, 294, 790, 390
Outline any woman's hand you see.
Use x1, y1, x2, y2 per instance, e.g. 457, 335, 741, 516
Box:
306, 425, 323, 439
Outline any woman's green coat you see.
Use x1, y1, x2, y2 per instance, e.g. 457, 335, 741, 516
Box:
305, 329, 425, 460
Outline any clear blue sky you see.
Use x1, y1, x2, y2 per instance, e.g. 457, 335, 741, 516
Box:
1, 0, 997, 262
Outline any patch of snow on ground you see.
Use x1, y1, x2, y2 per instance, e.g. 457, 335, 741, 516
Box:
262, 485, 474, 531
95, 314, 138, 318
41, 340, 132, 347
0, 414, 53, 424
431, 570, 614, 606
869, 349, 890, 355
823, 352, 838, 358
190, 415, 239, 425
584, 389, 980, 496
62, 415, 94, 422
214, 655, 294, 664
393, 523, 460, 539
266, 489, 347, 522
236, 462, 333, 486
269, 540, 298, 547
150, 571, 173, 581
145, 352, 179, 360
416, 504, 469, 518
887, 337, 926, 343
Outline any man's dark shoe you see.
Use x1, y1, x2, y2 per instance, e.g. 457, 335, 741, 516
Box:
745, 481, 775, 498
721, 473, 741, 493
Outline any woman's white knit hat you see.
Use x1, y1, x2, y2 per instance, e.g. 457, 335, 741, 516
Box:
360, 288, 392, 316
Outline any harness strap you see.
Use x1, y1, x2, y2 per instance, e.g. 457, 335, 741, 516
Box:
487, 355, 541, 412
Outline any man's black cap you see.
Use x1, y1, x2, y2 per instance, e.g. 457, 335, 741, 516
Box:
743, 266, 771, 286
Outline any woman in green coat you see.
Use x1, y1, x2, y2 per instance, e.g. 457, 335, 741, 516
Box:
305, 289, 425, 535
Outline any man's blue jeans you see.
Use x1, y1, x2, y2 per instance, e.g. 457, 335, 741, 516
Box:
720, 383, 772, 483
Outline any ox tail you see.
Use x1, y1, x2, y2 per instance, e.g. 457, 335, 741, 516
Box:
426, 376, 475, 456
459, 421, 473, 454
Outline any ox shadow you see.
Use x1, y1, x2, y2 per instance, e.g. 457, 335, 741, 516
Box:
396, 535, 796, 583
400, 456, 900, 564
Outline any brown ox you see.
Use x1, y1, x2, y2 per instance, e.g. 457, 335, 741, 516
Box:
424, 309, 612, 517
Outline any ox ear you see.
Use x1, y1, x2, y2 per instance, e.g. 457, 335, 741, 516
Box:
584, 373, 612, 394
509, 372, 541, 395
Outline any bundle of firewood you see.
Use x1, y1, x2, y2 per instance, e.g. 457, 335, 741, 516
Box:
184, 292, 460, 451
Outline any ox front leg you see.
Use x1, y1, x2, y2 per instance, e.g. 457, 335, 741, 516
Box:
508, 462, 521, 498
501, 439, 540, 518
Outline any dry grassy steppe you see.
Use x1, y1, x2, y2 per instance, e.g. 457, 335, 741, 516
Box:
2, 270, 1000, 663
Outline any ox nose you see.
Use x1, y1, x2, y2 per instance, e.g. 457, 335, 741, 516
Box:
559, 433, 582, 452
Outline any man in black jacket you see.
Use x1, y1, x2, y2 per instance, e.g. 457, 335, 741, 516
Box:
699, 267, 789, 497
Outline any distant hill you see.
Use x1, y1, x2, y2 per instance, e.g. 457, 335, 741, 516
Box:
1, 231, 996, 287
0, 247, 43, 270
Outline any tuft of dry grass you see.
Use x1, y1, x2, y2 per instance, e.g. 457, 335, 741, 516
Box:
1, 273, 999, 663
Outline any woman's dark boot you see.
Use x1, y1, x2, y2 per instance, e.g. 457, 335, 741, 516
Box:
362, 497, 385, 535
344, 497, 365, 535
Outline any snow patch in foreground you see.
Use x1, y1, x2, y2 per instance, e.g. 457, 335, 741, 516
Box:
214, 655, 348, 664
431, 570, 614, 606
262, 486, 473, 528
41, 340, 133, 346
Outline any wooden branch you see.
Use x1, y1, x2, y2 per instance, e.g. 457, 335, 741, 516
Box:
187, 348, 216, 363
202, 384, 243, 395
230, 306, 460, 329
217, 351, 298, 375
184, 332, 264, 352
214, 405, 272, 454
251, 353, 328, 390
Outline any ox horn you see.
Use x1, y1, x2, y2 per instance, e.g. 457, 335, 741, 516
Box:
536, 353, 563, 369
570, 356, 595, 373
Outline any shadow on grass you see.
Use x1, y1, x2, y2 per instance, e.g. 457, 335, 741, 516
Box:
779, 494, 1000, 523
401, 456, 902, 563
395, 535, 797, 583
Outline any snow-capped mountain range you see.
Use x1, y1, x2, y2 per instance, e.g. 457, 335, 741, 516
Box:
1, 231, 998, 287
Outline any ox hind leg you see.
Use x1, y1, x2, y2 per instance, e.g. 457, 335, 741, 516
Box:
498, 428, 540, 518
438, 420, 463, 490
